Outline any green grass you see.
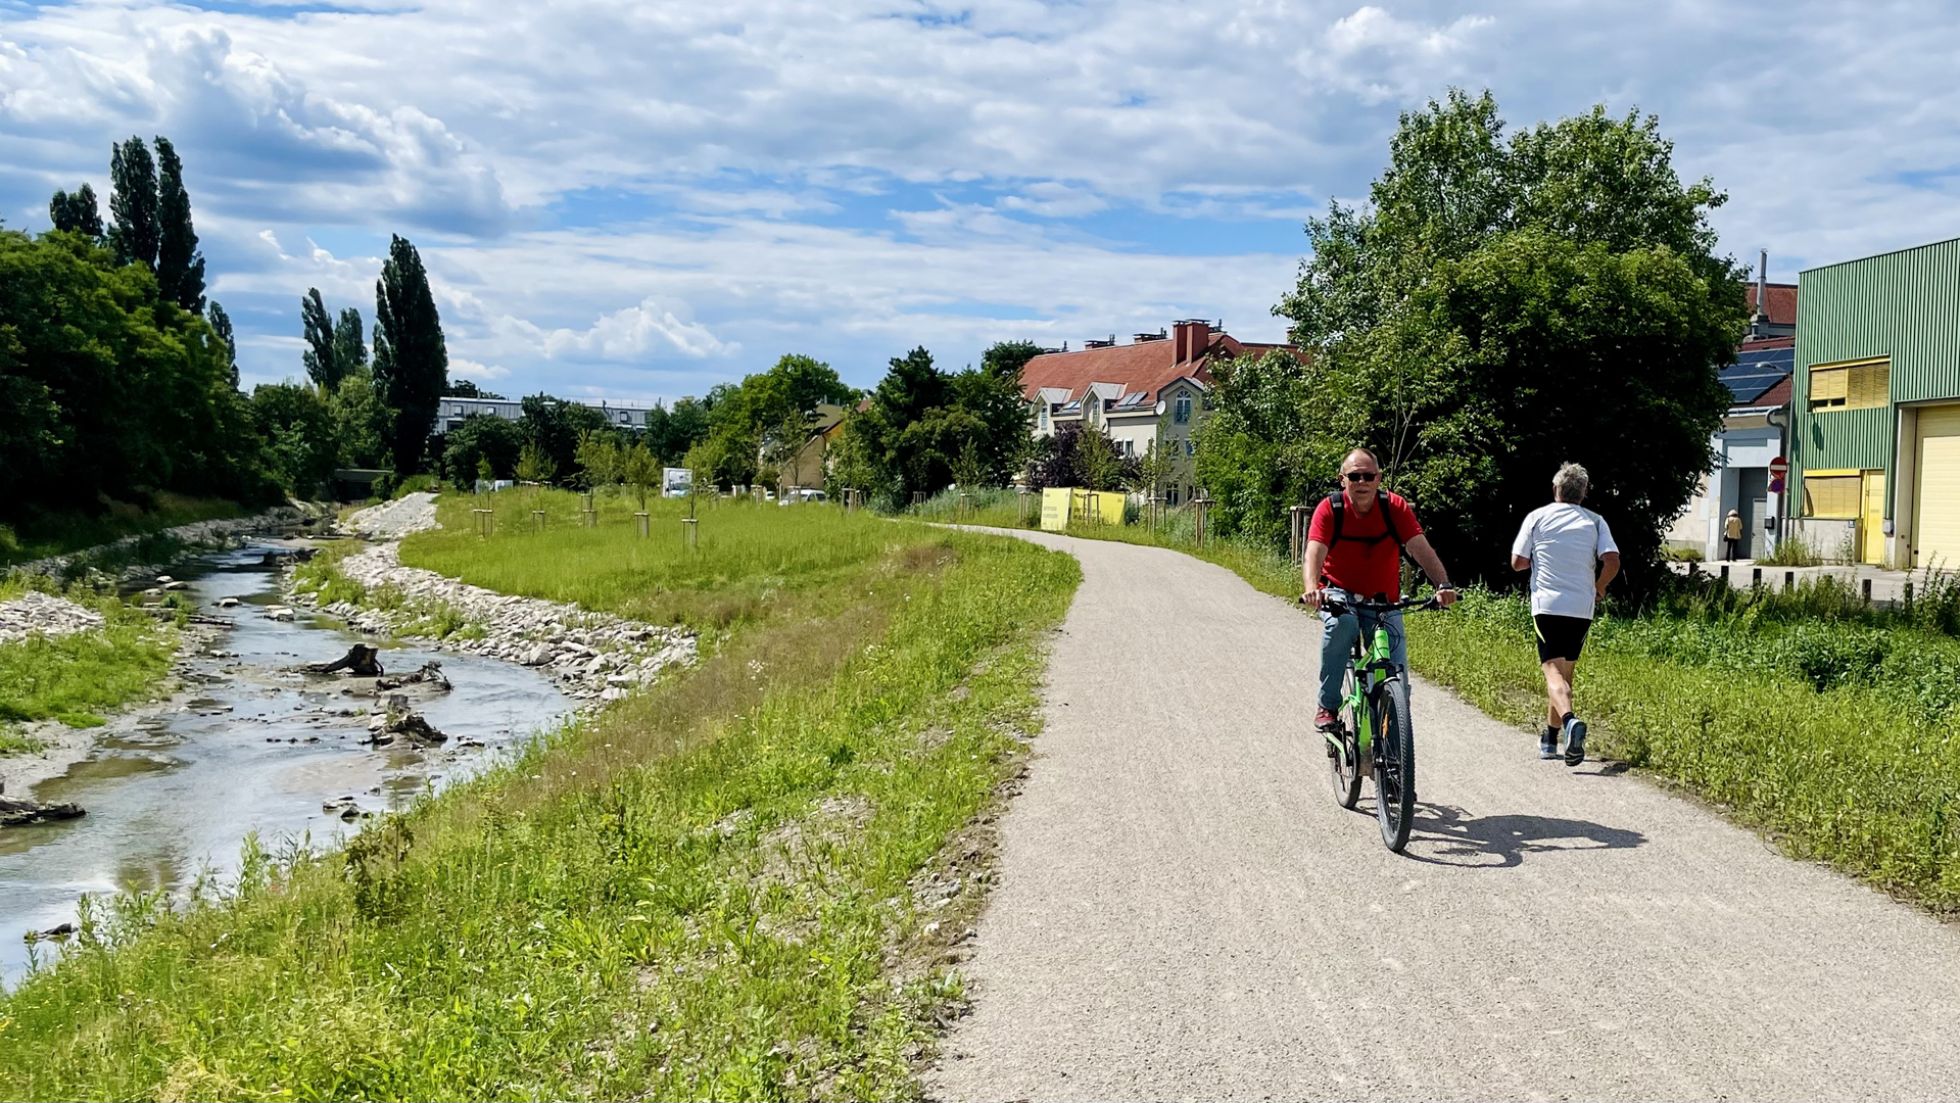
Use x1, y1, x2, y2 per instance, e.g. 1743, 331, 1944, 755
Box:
1406, 589, 1960, 909
0, 493, 248, 569
0, 580, 179, 752
0, 498, 1081, 1100
403, 490, 917, 637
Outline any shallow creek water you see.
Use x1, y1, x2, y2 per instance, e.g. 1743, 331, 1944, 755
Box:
1, 543, 572, 985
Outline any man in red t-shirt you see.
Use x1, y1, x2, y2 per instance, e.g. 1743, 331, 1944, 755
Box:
1301, 448, 1459, 732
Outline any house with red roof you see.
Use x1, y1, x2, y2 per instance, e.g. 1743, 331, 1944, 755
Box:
1666, 256, 1798, 560
1019, 318, 1295, 504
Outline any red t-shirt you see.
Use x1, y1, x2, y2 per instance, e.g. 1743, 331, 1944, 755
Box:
1308, 490, 1423, 601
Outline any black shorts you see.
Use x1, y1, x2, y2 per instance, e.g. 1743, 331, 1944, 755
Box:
1533, 614, 1592, 663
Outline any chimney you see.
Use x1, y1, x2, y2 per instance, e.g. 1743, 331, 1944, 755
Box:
1173, 319, 1208, 363
1751, 249, 1770, 339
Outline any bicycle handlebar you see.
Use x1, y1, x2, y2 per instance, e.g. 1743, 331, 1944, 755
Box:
1299, 593, 1444, 614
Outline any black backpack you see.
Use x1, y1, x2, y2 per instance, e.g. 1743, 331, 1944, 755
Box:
1324, 492, 1409, 552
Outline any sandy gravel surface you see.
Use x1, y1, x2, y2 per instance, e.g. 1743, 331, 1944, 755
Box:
929, 530, 1960, 1102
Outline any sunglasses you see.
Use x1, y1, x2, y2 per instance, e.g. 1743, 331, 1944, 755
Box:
1343, 471, 1381, 483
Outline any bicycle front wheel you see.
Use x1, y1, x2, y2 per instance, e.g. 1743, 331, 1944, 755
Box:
1328, 665, 1362, 810
1373, 677, 1417, 852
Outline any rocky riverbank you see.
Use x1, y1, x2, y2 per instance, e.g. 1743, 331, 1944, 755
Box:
0, 592, 105, 645
292, 494, 697, 703
10, 503, 332, 584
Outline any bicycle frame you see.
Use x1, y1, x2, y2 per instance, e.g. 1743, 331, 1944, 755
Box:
1331, 622, 1401, 758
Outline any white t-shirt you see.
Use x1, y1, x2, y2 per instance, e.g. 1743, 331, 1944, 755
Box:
1512, 502, 1619, 620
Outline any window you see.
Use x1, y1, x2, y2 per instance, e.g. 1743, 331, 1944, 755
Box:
1808, 359, 1889, 412
1173, 392, 1192, 424
1802, 474, 1861, 518
1039, 404, 1049, 429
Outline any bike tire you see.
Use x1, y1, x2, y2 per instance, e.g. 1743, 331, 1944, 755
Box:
1374, 677, 1417, 852
1329, 665, 1362, 809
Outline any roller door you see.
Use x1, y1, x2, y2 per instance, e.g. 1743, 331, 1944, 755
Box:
1916, 405, 1960, 569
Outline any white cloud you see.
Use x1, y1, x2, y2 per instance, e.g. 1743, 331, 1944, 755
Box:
3, 0, 1959, 398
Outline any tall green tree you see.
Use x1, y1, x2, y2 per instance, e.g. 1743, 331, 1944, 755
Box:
48, 184, 104, 239
371, 234, 448, 474
334, 307, 367, 378
980, 339, 1042, 383
1246, 89, 1743, 587
301, 288, 344, 391
250, 382, 337, 494
207, 301, 237, 386
154, 137, 205, 313
518, 394, 609, 484
108, 137, 159, 271
441, 413, 524, 488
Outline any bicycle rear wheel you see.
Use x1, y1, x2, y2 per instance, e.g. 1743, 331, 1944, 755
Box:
1373, 677, 1417, 852
1328, 665, 1362, 809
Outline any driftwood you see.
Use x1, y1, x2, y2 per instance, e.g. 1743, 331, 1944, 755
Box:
306, 644, 384, 677
363, 695, 447, 747
1, 796, 87, 828
375, 660, 450, 692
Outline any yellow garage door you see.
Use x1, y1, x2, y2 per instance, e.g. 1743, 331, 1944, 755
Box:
1917, 405, 1960, 570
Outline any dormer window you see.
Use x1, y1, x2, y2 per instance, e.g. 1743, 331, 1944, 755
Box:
1173, 392, 1192, 424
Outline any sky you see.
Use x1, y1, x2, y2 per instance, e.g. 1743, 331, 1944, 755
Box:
3, 0, 1957, 403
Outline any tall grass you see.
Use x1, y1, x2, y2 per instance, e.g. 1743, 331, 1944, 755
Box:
0, 579, 179, 747
1408, 588, 1960, 908
0, 500, 1081, 1099
909, 487, 1032, 529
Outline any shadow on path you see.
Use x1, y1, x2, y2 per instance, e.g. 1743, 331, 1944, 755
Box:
1399, 801, 1647, 869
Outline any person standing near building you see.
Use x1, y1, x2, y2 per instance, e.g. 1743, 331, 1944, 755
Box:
1723, 509, 1744, 561
1512, 463, 1620, 765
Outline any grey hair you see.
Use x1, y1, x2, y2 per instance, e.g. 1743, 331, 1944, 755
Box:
1553, 462, 1590, 503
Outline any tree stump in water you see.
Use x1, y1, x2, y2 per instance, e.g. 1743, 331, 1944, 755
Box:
306, 645, 384, 677
0, 786, 87, 827
374, 660, 450, 692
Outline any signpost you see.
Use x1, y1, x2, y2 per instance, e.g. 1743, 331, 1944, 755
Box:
1768, 455, 1788, 495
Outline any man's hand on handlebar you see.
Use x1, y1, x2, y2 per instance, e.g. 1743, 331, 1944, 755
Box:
1299, 584, 1326, 610
1433, 584, 1460, 609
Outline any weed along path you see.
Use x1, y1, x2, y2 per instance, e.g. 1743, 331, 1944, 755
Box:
930, 530, 1960, 1102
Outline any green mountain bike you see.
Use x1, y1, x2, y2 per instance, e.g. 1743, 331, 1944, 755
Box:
1316, 594, 1441, 853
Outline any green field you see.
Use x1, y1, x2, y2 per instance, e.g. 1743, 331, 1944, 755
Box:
0, 493, 1080, 1100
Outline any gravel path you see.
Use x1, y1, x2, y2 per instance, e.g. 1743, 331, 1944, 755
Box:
929, 531, 1960, 1102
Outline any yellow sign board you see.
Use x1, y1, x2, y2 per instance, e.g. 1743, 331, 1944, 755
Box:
1070, 489, 1126, 526
1039, 488, 1071, 531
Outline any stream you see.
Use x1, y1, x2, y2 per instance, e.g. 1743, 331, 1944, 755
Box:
0, 542, 573, 986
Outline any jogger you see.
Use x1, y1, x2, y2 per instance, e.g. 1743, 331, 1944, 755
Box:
1511, 463, 1620, 765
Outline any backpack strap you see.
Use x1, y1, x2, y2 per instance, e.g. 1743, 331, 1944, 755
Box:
1325, 492, 1406, 549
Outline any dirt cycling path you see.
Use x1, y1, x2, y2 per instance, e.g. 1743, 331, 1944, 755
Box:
928, 530, 1960, 1102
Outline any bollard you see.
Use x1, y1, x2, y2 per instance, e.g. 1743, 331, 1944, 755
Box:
634, 511, 650, 538
532, 509, 546, 532
681, 516, 699, 550
1719, 564, 1730, 586
1785, 570, 1795, 590
1751, 567, 1762, 589
583, 509, 597, 528
1862, 577, 1873, 605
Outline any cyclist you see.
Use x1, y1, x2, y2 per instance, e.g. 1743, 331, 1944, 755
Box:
1510, 462, 1620, 765
1302, 448, 1459, 734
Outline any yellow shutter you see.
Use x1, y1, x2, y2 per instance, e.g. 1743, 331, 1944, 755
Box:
1803, 474, 1860, 519
1848, 363, 1890, 410
1810, 367, 1847, 404
1915, 405, 1960, 569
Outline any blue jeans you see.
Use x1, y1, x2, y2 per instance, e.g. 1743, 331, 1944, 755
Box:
1317, 591, 1407, 712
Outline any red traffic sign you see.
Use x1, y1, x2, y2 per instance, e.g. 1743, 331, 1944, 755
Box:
1769, 456, 1789, 478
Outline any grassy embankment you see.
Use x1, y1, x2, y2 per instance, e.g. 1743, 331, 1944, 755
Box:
0, 489, 1079, 1100
913, 488, 1960, 909
0, 578, 181, 757
0, 493, 247, 570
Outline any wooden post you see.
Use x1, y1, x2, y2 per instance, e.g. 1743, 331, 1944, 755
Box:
532, 509, 546, 532
959, 492, 971, 522
681, 517, 699, 550
1288, 504, 1310, 563
1194, 494, 1212, 547
634, 511, 650, 538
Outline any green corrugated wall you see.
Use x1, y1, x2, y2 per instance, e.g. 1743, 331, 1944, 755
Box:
1792, 237, 1960, 511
